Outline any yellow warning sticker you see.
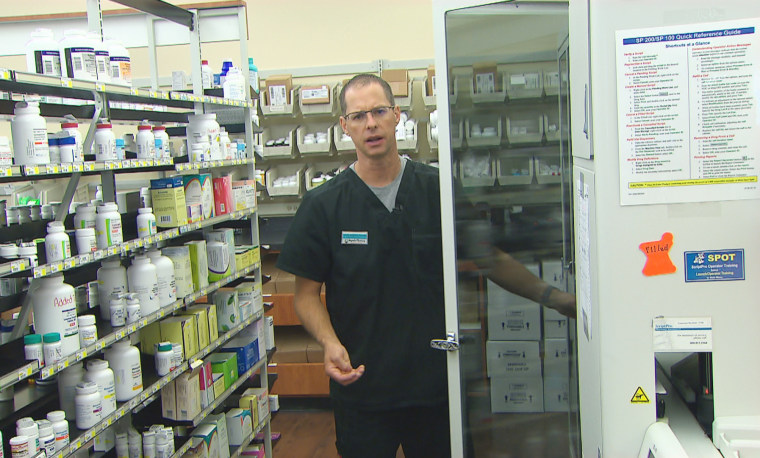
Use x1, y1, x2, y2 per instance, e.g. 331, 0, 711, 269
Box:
631, 386, 650, 404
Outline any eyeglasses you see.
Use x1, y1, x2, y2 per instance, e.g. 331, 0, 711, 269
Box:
343, 106, 395, 124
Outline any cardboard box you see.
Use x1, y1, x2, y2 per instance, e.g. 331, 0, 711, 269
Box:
191, 303, 219, 342
202, 414, 230, 458
300, 84, 330, 105
265, 316, 275, 350
185, 437, 207, 458
178, 307, 210, 351
232, 180, 257, 211
198, 361, 215, 408
206, 229, 237, 275
213, 176, 234, 216
175, 366, 202, 421
486, 340, 541, 378
151, 186, 188, 228
213, 288, 240, 332
186, 240, 209, 291
543, 338, 569, 378
265, 74, 292, 106
253, 319, 266, 361
161, 379, 177, 419
221, 335, 259, 375
381, 69, 409, 97
543, 314, 569, 339
183, 174, 214, 220
240, 387, 269, 429
140, 321, 163, 355
212, 373, 225, 400
426, 65, 436, 96
208, 352, 238, 390
543, 376, 570, 412
235, 281, 262, 319
225, 408, 253, 446
490, 376, 544, 413
487, 302, 542, 341
473, 62, 498, 94
191, 424, 219, 458
160, 315, 199, 360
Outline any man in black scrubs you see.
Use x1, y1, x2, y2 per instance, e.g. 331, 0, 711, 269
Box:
276, 74, 574, 458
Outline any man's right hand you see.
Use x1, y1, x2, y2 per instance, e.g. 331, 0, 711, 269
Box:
324, 342, 365, 386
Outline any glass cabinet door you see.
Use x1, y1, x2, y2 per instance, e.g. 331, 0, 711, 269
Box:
433, 1, 579, 456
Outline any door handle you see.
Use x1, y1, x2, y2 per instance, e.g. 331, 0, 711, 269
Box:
431, 332, 460, 352
583, 83, 589, 140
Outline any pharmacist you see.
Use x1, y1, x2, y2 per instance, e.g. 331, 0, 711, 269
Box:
277, 74, 574, 458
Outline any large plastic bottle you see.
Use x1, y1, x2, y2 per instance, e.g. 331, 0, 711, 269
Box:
11, 101, 50, 166
223, 66, 245, 101
57, 363, 85, 420
59, 29, 97, 81
97, 258, 127, 320
30, 274, 80, 357
127, 255, 160, 316
146, 249, 176, 307
104, 37, 132, 86
201, 60, 213, 90
26, 29, 62, 76
248, 57, 259, 94
88, 33, 111, 84
84, 359, 117, 417
104, 340, 143, 401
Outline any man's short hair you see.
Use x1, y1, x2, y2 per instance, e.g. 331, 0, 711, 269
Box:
339, 74, 395, 115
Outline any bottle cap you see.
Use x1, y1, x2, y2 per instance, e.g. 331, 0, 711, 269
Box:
43, 332, 61, 343
24, 334, 42, 345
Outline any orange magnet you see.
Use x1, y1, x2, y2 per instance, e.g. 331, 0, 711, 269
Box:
639, 232, 677, 277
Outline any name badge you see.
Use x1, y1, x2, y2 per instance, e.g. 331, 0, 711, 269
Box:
341, 231, 368, 245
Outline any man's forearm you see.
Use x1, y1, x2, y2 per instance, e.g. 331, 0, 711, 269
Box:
487, 249, 552, 303
294, 291, 341, 348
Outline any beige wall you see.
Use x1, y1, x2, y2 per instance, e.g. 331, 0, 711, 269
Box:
1, 0, 435, 77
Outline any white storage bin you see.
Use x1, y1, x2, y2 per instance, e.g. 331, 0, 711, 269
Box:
427, 121, 438, 150
265, 164, 304, 196
496, 152, 534, 185
298, 83, 338, 116
458, 149, 495, 187
396, 118, 418, 151
541, 61, 561, 97
451, 118, 464, 148
543, 112, 562, 143
261, 87, 298, 116
261, 127, 297, 158
332, 124, 355, 153
466, 117, 502, 147
534, 151, 562, 184
305, 161, 348, 192
505, 112, 543, 145
504, 63, 543, 99
297, 125, 333, 155
469, 70, 507, 104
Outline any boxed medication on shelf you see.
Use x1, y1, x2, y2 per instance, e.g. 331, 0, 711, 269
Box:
504, 63, 543, 99
232, 180, 257, 211
191, 303, 220, 342
240, 387, 269, 429
213, 287, 240, 332
236, 281, 263, 317
543, 338, 569, 378
490, 376, 544, 413
150, 176, 188, 228
191, 423, 219, 458
264, 74, 293, 106
202, 413, 231, 458
472, 62, 499, 95
465, 117, 502, 147
381, 69, 409, 97
198, 360, 215, 408
486, 340, 541, 378
160, 315, 199, 360
161, 378, 177, 419
213, 176, 234, 216
183, 174, 214, 220
300, 84, 330, 105
178, 307, 210, 351
297, 125, 333, 155
206, 229, 237, 274
221, 334, 260, 375
213, 373, 225, 400
487, 302, 541, 341
176, 365, 203, 420
208, 352, 238, 390
543, 376, 569, 412
226, 408, 253, 447
140, 321, 162, 356
186, 240, 210, 291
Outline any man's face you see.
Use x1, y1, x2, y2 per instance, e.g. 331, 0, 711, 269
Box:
340, 82, 401, 160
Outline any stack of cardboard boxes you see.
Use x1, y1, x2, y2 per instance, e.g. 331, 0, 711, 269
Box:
486, 260, 570, 414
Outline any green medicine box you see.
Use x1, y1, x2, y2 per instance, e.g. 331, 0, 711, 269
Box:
208, 352, 239, 390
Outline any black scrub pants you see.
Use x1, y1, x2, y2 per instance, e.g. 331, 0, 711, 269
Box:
333, 401, 451, 458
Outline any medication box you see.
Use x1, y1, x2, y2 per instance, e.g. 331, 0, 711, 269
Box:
213, 288, 240, 332
225, 408, 253, 446
150, 176, 188, 228
543, 338, 569, 378
486, 340, 541, 378
191, 423, 219, 458
191, 303, 219, 341
240, 387, 269, 428
265, 74, 293, 106
490, 376, 544, 413
208, 352, 238, 390
186, 240, 209, 290
487, 302, 541, 341
183, 174, 214, 220
381, 69, 409, 97
161, 379, 177, 419
235, 281, 262, 318
202, 413, 230, 458
140, 321, 162, 355
198, 361, 215, 408
543, 376, 570, 412
175, 366, 202, 420
232, 180, 257, 211
213, 176, 234, 216
206, 229, 237, 275
221, 335, 259, 375
178, 307, 210, 351
300, 85, 330, 105
160, 315, 199, 360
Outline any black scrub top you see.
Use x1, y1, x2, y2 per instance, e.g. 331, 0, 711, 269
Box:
276, 160, 447, 410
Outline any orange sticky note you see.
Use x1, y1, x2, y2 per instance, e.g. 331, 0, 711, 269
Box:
639, 232, 676, 277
